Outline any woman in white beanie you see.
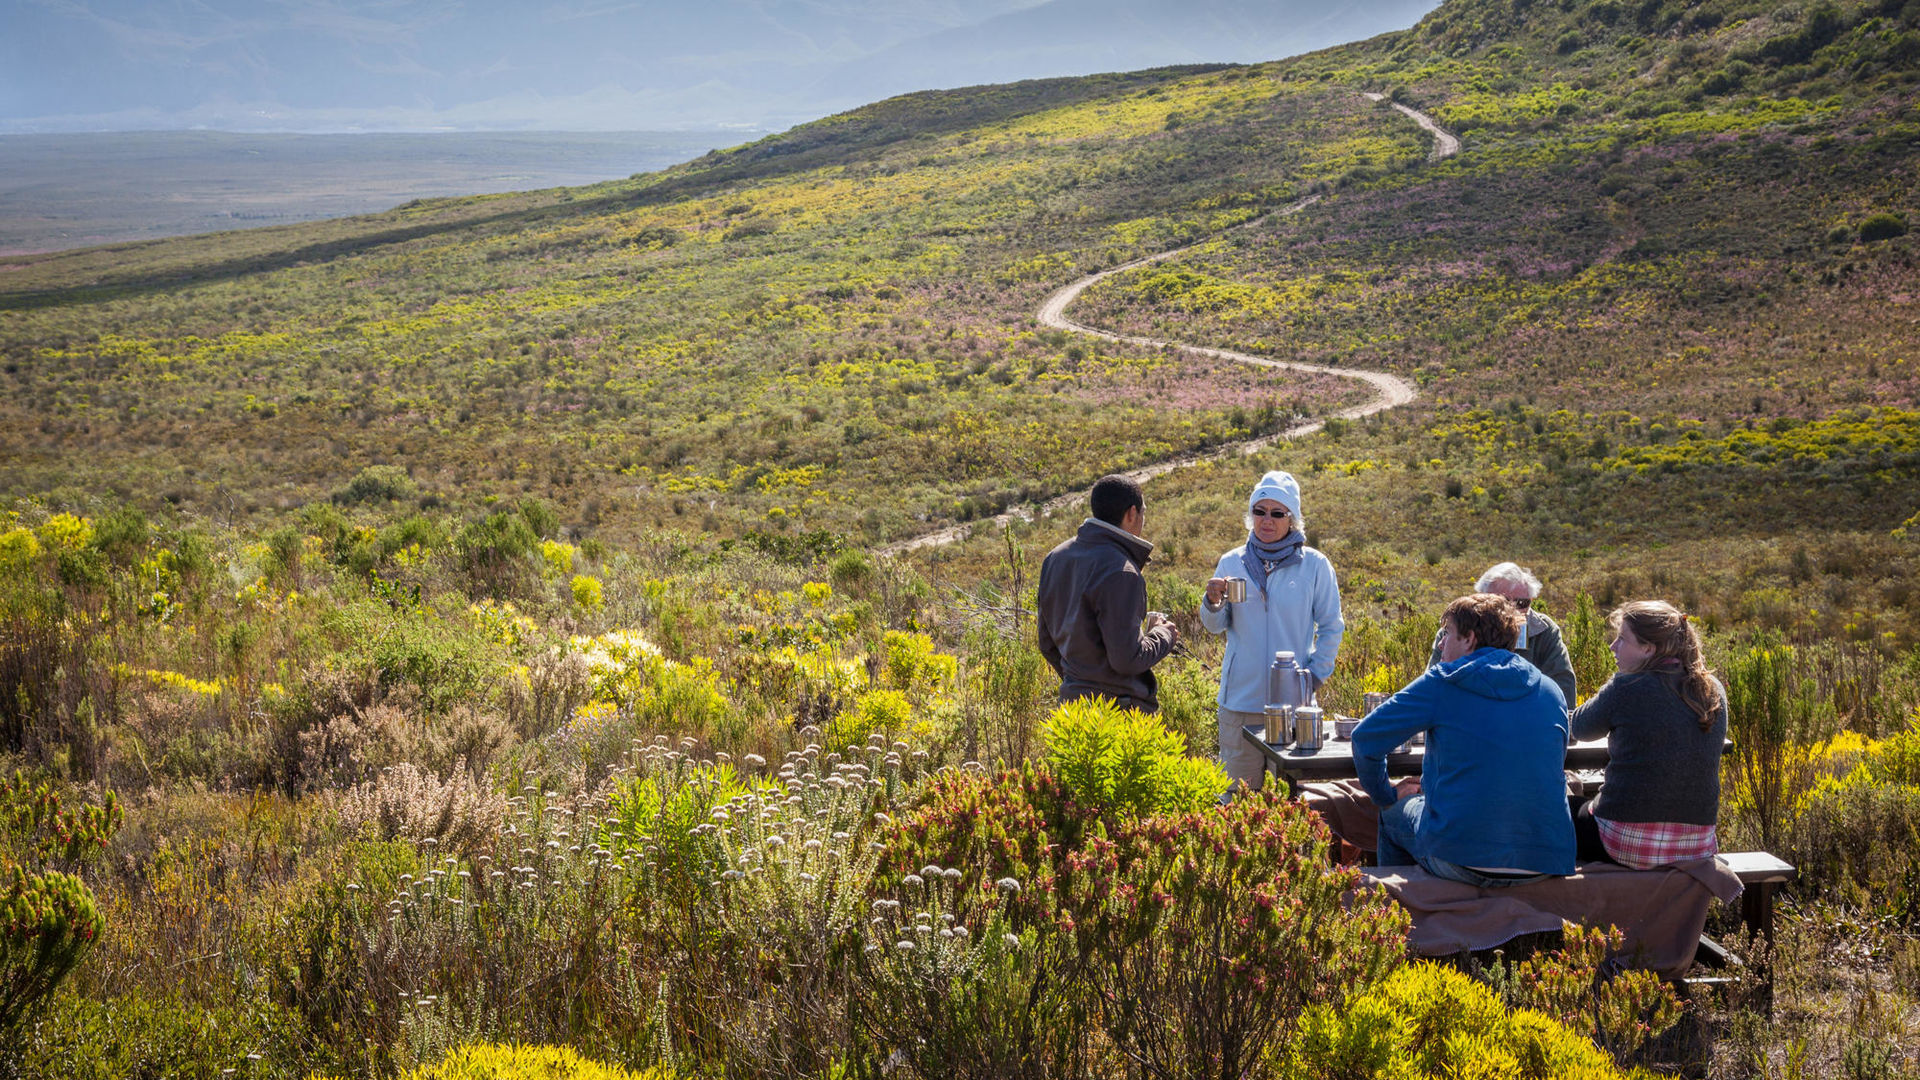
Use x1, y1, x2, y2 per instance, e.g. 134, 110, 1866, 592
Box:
1199, 470, 1345, 793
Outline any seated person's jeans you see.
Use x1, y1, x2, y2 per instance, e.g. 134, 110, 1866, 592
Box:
1376, 795, 1549, 889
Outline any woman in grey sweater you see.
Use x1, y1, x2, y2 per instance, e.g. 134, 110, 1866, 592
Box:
1569, 601, 1728, 868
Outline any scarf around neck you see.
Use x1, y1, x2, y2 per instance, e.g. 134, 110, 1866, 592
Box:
1241, 530, 1304, 597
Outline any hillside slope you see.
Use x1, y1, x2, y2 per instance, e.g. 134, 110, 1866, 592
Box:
1, 0, 1916, 642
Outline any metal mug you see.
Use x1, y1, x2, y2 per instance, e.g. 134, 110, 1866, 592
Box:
1362, 692, 1391, 717
1221, 577, 1248, 603
1263, 704, 1291, 745
1293, 706, 1324, 750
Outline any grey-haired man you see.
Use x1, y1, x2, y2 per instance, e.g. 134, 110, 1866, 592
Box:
1427, 562, 1576, 707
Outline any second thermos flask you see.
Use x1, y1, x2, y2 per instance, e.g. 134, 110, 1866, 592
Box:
1267, 650, 1313, 711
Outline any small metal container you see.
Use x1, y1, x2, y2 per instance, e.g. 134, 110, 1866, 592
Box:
1263, 704, 1291, 745
1362, 692, 1391, 717
1334, 714, 1359, 740
1222, 577, 1248, 603
1293, 706, 1324, 750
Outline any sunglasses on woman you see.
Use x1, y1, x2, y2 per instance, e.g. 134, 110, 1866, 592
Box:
1251, 507, 1290, 518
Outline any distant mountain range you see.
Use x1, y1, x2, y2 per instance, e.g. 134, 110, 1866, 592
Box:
809, 0, 1440, 108
0, 0, 1440, 133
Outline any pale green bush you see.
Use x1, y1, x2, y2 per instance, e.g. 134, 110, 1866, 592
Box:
1041, 697, 1229, 817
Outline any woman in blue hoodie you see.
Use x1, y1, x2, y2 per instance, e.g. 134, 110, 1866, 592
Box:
1199, 470, 1345, 792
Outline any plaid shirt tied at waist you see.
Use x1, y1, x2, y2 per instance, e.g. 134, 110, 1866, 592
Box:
1595, 817, 1718, 870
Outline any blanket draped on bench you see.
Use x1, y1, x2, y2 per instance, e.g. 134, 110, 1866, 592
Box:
1360, 858, 1744, 979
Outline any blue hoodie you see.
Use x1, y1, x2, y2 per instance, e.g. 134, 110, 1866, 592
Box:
1352, 648, 1574, 875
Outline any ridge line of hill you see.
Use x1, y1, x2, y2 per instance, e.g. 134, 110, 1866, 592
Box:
877, 96, 1448, 557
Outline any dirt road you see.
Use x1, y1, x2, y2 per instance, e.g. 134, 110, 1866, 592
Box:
880, 96, 1456, 556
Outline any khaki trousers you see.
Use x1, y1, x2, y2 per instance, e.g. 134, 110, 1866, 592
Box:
1218, 707, 1270, 793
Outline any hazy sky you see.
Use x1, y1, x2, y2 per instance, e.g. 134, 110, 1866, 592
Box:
0, 0, 1441, 133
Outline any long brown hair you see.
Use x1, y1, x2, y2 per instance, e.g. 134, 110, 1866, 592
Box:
1611, 600, 1718, 730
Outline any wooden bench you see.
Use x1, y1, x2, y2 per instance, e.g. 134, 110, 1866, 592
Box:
1687, 851, 1797, 1005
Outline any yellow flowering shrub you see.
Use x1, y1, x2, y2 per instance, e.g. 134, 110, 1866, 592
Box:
382, 1043, 675, 1079
567, 630, 735, 746
35, 513, 93, 553
877, 630, 957, 699
1791, 725, 1920, 915
571, 574, 605, 613
826, 688, 912, 754
540, 539, 577, 580
1280, 962, 1638, 1079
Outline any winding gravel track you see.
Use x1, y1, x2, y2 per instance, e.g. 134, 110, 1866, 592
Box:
880, 96, 1456, 556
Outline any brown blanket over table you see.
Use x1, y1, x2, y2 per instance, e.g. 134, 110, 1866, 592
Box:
1302, 778, 1383, 853
1361, 858, 1745, 979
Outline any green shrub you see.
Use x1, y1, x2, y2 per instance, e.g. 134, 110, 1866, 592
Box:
1281, 962, 1637, 1079
827, 689, 913, 754
1, 773, 121, 1031
957, 624, 1055, 766
334, 464, 420, 505
1858, 212, 1909, 243
602, 752, 766, 916
828, 548, 874, 592
88, 505, 149, 564
1068, 791, 1408, 1078
252, 839, 419, 1057
865, 766, 1104, 1076
1, 866, 105, 1033
1153, 652, 1220, 758
1041, 697, 1230, 818
456, 510, 540, 598
1792, 727, 1920, 923
859, 863, 1091, 1080
1479, 922, 1682, 1062
1561, 593, 1613, 707
11, 991, 311, 1080
328, 600, 505, 712
680, 739, 910, 1076
1723, 644, 1831, 852
1320, 612, 1441, 717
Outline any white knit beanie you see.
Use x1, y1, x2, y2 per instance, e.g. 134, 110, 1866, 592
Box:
1248, 470, 1301, 520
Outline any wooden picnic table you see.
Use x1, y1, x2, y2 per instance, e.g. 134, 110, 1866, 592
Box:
1241, 724, 1613, 791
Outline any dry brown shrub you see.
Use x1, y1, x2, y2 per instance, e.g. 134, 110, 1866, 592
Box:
336, 758, 504, 853
503, 647, 591, 738
271, 667, 415, 792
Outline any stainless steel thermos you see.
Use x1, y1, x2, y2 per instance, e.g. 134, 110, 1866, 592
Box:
1266, 651, 1316, 746
1266, 651, 1313, 713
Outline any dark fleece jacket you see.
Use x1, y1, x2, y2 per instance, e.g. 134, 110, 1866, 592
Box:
1035, 519, 1176, 708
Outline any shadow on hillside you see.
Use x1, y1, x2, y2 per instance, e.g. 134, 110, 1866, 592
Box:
0, 66, 1224, 313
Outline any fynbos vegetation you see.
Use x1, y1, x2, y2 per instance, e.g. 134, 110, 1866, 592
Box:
2, 0, 1919, 1074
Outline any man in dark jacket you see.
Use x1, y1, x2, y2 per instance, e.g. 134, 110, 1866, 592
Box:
1035, 475, 1179, 712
